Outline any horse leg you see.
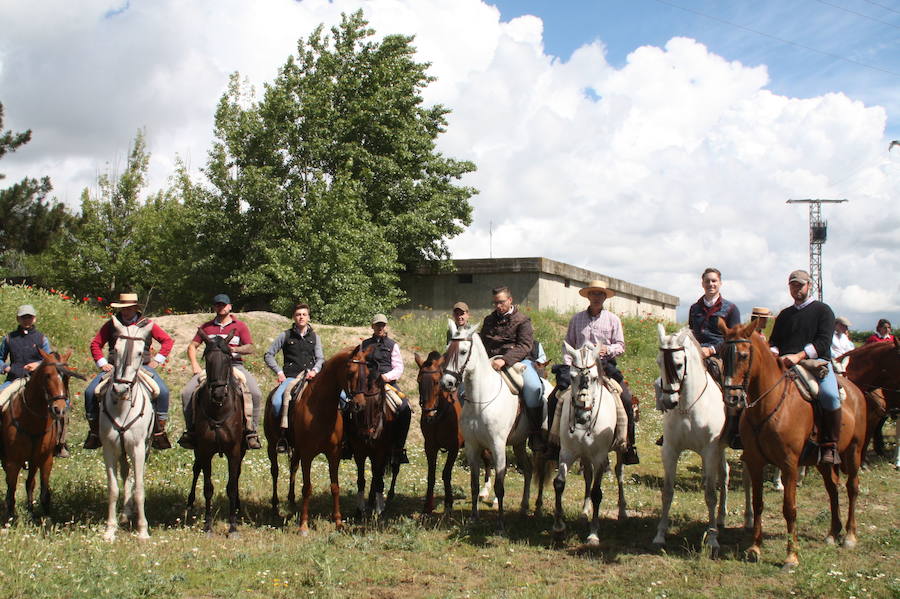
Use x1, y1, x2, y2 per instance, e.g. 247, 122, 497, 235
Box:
742, 458, 754, 530
653, 442, 678, 547
581, 459, 594, 520
466, 445, 481, 522
533, 451, 546, 516
121, 454, 134, 525
24, 459, 37, 516
586, 458, 607, 546
187, 458, 201, 511
132, 445, 149, 539
552, 455, 570, 539
895, 418, 900, 470
327, 454, 343, 531
39, 457, 53, 517
203, 458, 214, 533
295, 456, 314, 535
745, 458, 765, 562
842, 443, 861, 548
443, 446, 459, 514
614, 453, 627, 521
373, 457, 387, 516
5, 465, 20, 522
491, 440, 508, 532
424, 442, 438, 514
780, 465, 800, 570
386, 457, 400, 506
268, 441, 280, 517
355, 455, 367, 517
103, 445, 120, 541
480, 456, 495, 506
700, 449, 721, 557
288, 451, 300, 511
226, 454, 241, 537
512, 442, 531, 515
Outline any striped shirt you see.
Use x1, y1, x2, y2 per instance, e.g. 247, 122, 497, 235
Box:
563, 309, 625, 365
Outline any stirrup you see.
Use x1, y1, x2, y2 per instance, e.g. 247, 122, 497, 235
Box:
276, 431, 290, 454
55, 444, 71, 458
819, 445, 841, 465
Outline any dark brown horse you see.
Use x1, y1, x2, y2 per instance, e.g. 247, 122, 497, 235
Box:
186, 331, 246, 536
2, 350, 82, 521
416, 351, 461, 514
841, 338, 900, 466
345, 344, 402, 516
720, 320, 866, 569
264, 348, 349, 534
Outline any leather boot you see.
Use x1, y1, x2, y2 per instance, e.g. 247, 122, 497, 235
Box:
276, 427, 290, 454
245, 429, 262, 450
819, 407, 842, 465
525, 405, 546, 452
621, 391, 639, 465
83, 417, 101, 449
55, 412, 70, 458
151, 414, 172, 450
391, 405, 412, 465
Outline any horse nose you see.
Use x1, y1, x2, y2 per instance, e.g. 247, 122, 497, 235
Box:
439, 375, 456, 391
52, 405, 66, 418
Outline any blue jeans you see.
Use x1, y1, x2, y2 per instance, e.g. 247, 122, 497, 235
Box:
0, 380, 11, 393
85, 366, 170, 419
520, 359, 543, 409
272, 377, 296, 422
817, 362, 840, 411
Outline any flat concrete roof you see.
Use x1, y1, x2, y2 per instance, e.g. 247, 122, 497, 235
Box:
410, 257, 679, 307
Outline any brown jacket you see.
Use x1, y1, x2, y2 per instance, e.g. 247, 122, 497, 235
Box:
481, 307, 534, 366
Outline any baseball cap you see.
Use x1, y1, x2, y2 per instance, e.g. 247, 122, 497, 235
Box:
788, 270, 811, 284
17, 304, 36, 317
452, 301, 469, 312
371, 313, 389, 325
213, 293, 231, 305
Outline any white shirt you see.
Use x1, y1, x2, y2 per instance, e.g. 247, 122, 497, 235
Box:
831, 332, 855, 359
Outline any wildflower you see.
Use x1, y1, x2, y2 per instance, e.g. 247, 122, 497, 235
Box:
97, 297, 104, 302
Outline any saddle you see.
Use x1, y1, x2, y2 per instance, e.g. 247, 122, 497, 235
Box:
93, 369, 160, 398
497, 360, 527, 396
0, 378, 28, 413
790, 359, 846, 403
549, 376, 627, 450
275, 376, 308, 429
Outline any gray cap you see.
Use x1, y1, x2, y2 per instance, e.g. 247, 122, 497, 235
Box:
212, 293, 231, 305
371, 313, 388, 325
789, 269, 811, 284
17, 304, 36, 317
835, 316, 852, 327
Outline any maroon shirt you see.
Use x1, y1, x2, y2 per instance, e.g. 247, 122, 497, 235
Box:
193, 317, 253, 364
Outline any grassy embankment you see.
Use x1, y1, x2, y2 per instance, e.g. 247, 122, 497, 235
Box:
0, 284, 897, 599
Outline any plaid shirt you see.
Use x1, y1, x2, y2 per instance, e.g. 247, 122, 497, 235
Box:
563, 309, 625, 365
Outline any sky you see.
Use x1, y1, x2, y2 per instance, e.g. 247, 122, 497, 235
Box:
1, 0, 899, 327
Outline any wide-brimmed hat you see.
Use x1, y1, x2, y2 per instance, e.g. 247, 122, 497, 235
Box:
371, 313, 388, 325
579, 280, 616, 299
835, 316, 852, 327
16, 304, 36, 317
751, 307, 771, 319
110, 293, 141, 308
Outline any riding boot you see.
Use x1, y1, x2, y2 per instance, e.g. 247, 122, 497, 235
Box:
620, 390, 639, 465
391, 406, 411, 465
819, 407, 842, 465
245, 429, 262, 450
525, 405, 546, 453
276, 427, 290, 454
726, 408, 743, 450
83, 417, 101, 449
151, 414, 172, 450
55, 412, 70, 458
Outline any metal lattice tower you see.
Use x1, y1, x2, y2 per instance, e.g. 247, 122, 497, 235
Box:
786, 199, 848, 301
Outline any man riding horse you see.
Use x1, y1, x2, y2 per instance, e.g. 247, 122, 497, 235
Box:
83, 293, 174, 450
688, 267, 742, 448
0, 304, 67, 457
264, 302, 324, 453
768, 269, 843, 465
178, 293, 263, 450
479, 286, 545, 450
556, 280, 640, 465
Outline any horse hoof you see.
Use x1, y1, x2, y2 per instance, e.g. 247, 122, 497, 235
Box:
618, 509, 629, 521
103, 531, 116, 543
652, 537, 666, 549
227, 531, 240, 540
842, 536, 857, 549
746, 548, 760, 563
782, 561, 798, 573
824, 535, 836, 546
299, 527, 309, 537
586, 535, 600, 547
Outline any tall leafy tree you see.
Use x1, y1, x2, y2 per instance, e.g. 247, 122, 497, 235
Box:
192, 10, 476, 322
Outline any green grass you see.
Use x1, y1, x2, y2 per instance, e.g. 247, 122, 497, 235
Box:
0, 284, 897, 599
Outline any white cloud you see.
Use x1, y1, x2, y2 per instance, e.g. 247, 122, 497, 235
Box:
0, 0, 898, 326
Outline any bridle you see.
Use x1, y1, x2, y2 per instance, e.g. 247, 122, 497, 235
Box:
203, 341, 235, 408
568, 352, 603, 432
442, 338, 473, 387
721, 337, 753, 407
346, 349, 386, 441
418, 366, 453, 422
658, 346, 687, 394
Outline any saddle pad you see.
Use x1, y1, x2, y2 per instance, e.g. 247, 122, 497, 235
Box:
0, 378, 27, 413
94, 371, 112, 396
791, 360, 846, 403
384, 384, 404, 414
497, 360, 526, 395
136, 368, 161, 397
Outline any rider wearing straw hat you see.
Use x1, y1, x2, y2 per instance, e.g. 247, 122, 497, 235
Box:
556, 280, 640, 464
83, 293, 174, 450
831, 316, 855, 360
750, 307, 772, 341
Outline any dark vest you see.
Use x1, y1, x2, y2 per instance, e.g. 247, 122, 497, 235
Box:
282, 326, 318, 378
361, 336, 396, 378
4, 328, 46, 381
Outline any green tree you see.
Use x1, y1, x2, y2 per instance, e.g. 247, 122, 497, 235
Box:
191, 10, 476, 323
0, 102, 74, 269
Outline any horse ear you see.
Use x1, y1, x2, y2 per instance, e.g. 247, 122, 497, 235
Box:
62, 349, 73, 363
414, 352, 424, 368
563, 341, 576, 357
197, 328, 212, 344
38, 348, 51, 361
742, 319, 760, 338
716, 316, 730, 336
224, 330, 237, 344
447, 319, 458, 338
657, 323, 667, 344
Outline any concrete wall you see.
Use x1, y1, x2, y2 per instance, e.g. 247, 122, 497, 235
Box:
535, 272, 676, 320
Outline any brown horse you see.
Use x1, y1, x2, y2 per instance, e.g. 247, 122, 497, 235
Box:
2, 350, 82, 521
186, 331, 246, 536
416, 351, 461, 514
841, 338, 900, 466
345, 344, 402, 516
264, 348, 349, 534
720, 320, 866, 569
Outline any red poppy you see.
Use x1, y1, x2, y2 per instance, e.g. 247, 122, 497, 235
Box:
97, 297, 104, 302
83, 297, 90, 302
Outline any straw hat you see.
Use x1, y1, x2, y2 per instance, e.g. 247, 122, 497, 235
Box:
110, 293, 141, 308
750, 307, 771, 319
579, 280, 616, 299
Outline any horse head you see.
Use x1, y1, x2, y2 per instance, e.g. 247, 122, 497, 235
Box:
416, 350, 450, 424
199, 329, 236, 405
656, 324, 698, 411
564, 342, 603, 425
718, 318, 761, 408
109, 321, 148, 401
346, 344, 383, 443
440, 319, 478, 392
34, 349, 81, 421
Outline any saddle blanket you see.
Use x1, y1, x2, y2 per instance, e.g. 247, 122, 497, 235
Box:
791, 359, 846, 403
550, 379, 627, 451
94, 368, 160, 398
191, 369, 253, 427
0, 377, 27, 413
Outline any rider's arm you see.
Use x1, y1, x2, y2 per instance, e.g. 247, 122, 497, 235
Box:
264, 332, 287, 375
230, 320, 254, 356
310, 334, 325, 375
501, 317, 533, 366
187, 340, 202, 374
807, 306, 836, 360
149, 323, 174, 365
39, 334, 51, 354
0, 335, 9, 373
381, 343, 404, 382
606, 315, 625, 359
90, 321, 113, 368
562, 314, 579, 366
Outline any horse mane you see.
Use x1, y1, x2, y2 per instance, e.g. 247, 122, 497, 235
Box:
423, 350, 442, 368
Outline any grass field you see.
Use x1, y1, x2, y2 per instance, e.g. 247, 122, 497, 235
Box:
0, 284, 897, 599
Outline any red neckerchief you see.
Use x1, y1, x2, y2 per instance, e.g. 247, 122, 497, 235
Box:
699, 296, 723, 320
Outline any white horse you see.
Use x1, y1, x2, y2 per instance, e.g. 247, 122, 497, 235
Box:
653, 324, 749, 553
99, 318, 156, 541
440, 321, 547, 529
552, 343, 626, 546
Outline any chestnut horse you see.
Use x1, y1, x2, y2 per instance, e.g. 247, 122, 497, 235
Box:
186, 331, 246, 536
416, 351, 461, 514
264, 348, 348, 534
841, 338, 900, 468
345, 344, 402, 516
720, 320, 866, 569
2, 350, 81, 521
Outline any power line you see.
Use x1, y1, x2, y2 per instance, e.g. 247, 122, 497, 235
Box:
651, 0, 900, 77
812, 0, 900, 31
860, 0, 900, 17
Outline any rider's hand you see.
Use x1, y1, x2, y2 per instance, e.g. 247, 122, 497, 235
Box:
306, 370, 317, 380
700, 347, 714, 359
491, 358, 505, 371
277, 372, 287, 383
2, 366, 9, 374
23, 361, 40, 372
191, 365, 202, 375
781, 353, 803, 368
381, 373, 391, 383
101, 364, 114, 373
597, 345, 608, 357
147, 360, 161, 369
